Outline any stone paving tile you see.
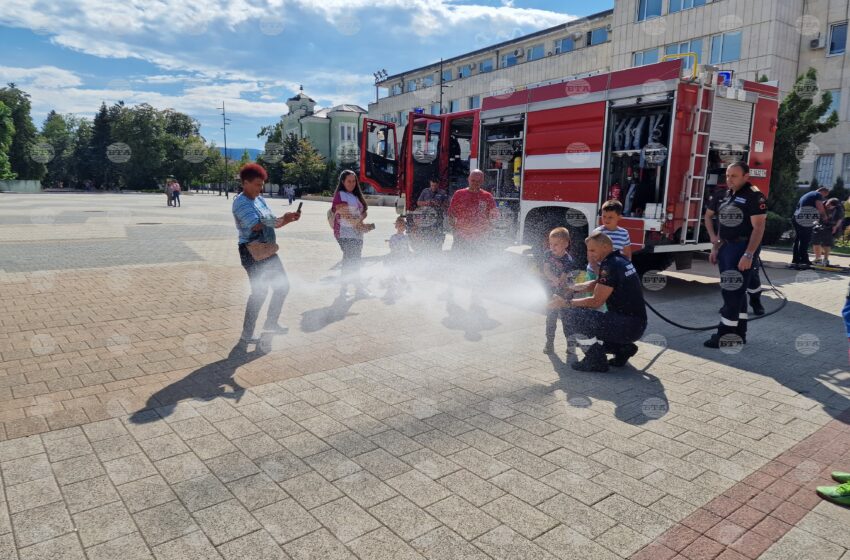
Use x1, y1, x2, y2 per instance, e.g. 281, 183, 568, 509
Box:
72, 500, 136, 547
150, 531, 222, 560
538, 492, 617, 539
348, 527, 425, 560
254, 499, 321, 545
185, 433, 238, 460
193, 499, 261, 546
17, 533, 85, 560
425, 495, 500, 540
86, 532, 154, 560
132, 501, 199, 546
2, 454, 52, 486
43, 434, 93, 463
368, 495, 440, 540
280, 472, 343, 510
533, 523, 620, 560
311, 497, 381, 543
91, 435, 142, 462
411, 526, 491, 560
226, 473, 288, 511
6, 476, 62, 513
155, 452, 210, 484
116, 475, 176, 513
103, 453, 156, 486
254, 449, 312, 482
173, 474, 233, 512
474, 525, 558, 560
304, 449, 361, 482
354, 448, 412, 480
386, 469, 452, 507
61, 475, 120, 514
333, 470, 397, 509
438, 469, 505, 507
481, 494, 558, 539
218, 529, 290, 560
138, 433, 190, 461
11, 500, 74, 548
204, 451, 259, 483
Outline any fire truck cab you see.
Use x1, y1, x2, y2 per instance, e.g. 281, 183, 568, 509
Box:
359, 59, 779, 272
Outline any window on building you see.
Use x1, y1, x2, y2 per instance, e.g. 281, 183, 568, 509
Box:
830, 22, 848, 55
469, 95, 480, 109
382, 113, 392, 123
391, 84, 402, 96
842, 154, 850, 182
633, 47, 660, 67
458, 65, 471, 78
527, 44, 545, 61
501, 52, 519, 68
398, 111, 409, 126
710, 31, 742, 64
449, 99, 460, 113
816, 154, 835, 186
637, 0, 662, 22
430, 103, 441, 115
406, 80, 417, 92
339, 123, 356, 143
669, 0, 706, 13
442, 68, 453, 82
822, 89, 842, 122
664, 38, 703, 69
479, 58, 494, 73
556, 37, 575, 54
422, 75, 434, 88
588, 27, 609, 46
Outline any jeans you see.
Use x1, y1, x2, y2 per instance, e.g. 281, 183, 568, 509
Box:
792, 223, 813, 265
238, 245, 289, 338
337, 237, 363, 287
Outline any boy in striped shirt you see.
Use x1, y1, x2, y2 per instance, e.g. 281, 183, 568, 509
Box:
594, 200, 632, 259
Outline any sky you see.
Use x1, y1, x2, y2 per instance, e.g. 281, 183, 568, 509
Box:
0, 0, 613, 150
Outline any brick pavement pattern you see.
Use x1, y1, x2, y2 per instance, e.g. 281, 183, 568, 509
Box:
0, 193, 847, 559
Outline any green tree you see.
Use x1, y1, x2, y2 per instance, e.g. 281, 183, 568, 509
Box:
0, 84, 45, 180
239, 148, 252, 167
70, 119, 93, 188
832, 176, 847, 202
769, 68, 839, 217
282, 138, 325, 193
0, 100, 15, 180
40, 111, 81, 188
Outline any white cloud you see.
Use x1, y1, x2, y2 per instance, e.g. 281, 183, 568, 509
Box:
0, 65, 83, 88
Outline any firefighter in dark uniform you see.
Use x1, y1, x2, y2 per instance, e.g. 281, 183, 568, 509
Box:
703, 162, 767, 348
549, 231, 648, 372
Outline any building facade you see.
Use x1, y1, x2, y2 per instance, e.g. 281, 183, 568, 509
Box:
369, 0, 850, 187
281, 90, 367, 168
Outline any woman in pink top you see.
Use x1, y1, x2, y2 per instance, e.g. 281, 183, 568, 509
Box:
331, 170, 374, 297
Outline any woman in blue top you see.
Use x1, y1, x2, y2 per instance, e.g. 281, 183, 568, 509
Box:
232, 163, 300, 344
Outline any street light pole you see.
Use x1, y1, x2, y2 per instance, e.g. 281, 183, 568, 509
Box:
218, 102, 231, 197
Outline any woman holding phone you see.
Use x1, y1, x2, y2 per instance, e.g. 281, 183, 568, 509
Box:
232, 163, 300, 344
331, 170, 374, 297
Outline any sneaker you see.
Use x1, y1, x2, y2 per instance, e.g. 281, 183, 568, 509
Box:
239, 335, 261, 344
750, 299, 765, 316
824, 259, 831, 267
832, 472, 850, 483
543, 341, 555, 354
263, 323, 289, 333
571, 356, 609, 372
817, 481, 850, 506
608, 343, 638, 367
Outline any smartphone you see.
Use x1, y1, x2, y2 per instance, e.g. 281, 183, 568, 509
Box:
296, 202, 303, 213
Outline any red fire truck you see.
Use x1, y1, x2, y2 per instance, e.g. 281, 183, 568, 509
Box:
358, 59, 779, 271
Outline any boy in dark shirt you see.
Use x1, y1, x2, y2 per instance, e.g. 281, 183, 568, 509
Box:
543, 227, 578, 354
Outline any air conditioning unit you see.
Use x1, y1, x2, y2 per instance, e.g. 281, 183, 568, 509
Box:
547, 51, 554, 56
572, 32, 584, 40
513, 47, 525, 57
810, 35, 826, 49
606, 24, 612, 31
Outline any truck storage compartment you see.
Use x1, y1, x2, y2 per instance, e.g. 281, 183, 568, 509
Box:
479, 116, 524, 240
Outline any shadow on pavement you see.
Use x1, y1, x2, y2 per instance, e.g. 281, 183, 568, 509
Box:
300, 294, 357, 333
547, 354, 669, 426
442, 300, 501, 342
129, 342, 269, 423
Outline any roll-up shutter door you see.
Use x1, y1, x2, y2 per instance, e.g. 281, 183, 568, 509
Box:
709, 97, 754, 147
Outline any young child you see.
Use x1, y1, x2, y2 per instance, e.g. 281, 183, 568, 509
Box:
581, 200, 632, 308
543, 227, 578, 354
386, 216, 411, 287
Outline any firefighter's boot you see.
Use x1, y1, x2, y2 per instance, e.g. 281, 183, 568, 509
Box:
571, 343, 609, 372
608, 343, 639, 367
704, 324, 745, 349
749, 293, 765, 316
736, 318, 748, 344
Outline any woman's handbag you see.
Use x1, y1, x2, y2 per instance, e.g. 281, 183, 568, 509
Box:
246, 241, 279, 261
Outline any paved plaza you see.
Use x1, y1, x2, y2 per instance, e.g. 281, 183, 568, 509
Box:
0, 191, 848, 560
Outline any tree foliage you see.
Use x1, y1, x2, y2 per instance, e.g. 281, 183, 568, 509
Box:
0, 83, 45, 180
0, 100, 15, 180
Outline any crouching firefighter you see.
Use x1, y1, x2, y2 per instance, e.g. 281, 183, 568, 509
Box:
549, 231, 648, 372
703, 161, 767, 348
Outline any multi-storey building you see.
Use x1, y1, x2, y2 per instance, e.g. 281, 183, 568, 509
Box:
370, 0, 850, 186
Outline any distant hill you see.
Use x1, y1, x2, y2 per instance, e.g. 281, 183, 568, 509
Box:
218, 147, 261, 160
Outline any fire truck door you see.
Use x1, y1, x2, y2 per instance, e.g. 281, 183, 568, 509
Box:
359, 119, 399, 193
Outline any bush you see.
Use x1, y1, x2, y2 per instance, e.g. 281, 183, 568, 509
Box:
763, 211, 791, 245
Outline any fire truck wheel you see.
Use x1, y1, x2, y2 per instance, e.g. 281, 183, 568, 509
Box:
632, 253, 674, 276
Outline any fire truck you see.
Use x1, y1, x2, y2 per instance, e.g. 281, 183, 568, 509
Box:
358, 59, 779, 271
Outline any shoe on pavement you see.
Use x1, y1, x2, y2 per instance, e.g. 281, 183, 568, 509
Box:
543, 341, 555, 354
832, 472, 850, 483
750, 299, 765, 316
608, 343, 638, 367
817, 481, 850, 507
571, 356, 609, 372
263, 323, 289, 333
239, 335, 261, 344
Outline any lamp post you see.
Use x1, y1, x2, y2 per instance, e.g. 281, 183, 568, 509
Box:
218, 102, 232, 197
373, 69, 388, 103
438, 58, 452, 113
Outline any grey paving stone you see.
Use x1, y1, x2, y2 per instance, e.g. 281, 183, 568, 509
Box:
438, 469, 505, 507
17, 532, 84, 560
299, 414, 347, 438
412, 430, 468, 456
311, 497, 381, 543
239, 402, 283, 423
282, 528, 353, 560
214, 416, 261, 440
595, 523, 651, 558
2, 454, 52, 486
532, 523, 620, 560
232, 432, 284, 460
11, 501, 73, 548
456, 429, 513, 455
592, 494, 671, 539
254, 499, 321, 545
280, 472, 343, 510
151, 531, 222, 560
7, 477, 61, 513
116, 475, 176, 513
498, 429, 559, 456
411, 526, 491, 560
138, 434, 190, 461
91, 435, 142, 462
0, 436, 44, 463
401, 448, 460, 479
227, 473, 288, 511
196, 401, 242, 423
370, 430, 423, 456
425, 496, 500, 540
489, 470, 559, 506
482, 495, 558, 539
86, 532, 153, 560
537, 493, 617, 539
385, 469, 452, 508
83, 419, 128, 442
123, 417, 174, 442
333, 471, 396, 509
61, 475, 120, 514
218, 529, 290, 560
590, 469, 665, 507
255, 450, 312, 482
540, 448, 608, 478
186, 433, 238, 460
170, 416, 218, 440
279, 432, 331, 458
204, 452, 260, 483
304, 449, 361, 482
353, 448, 411, 480
255, 416, 302, 441
43, 434, 93, 463
103, 453, 157, 486
133, 501, 198, 546
72, 500, 135, 547
323, 430, 379, 458
493, 447, 558, 479
52, 453, 105, 486
347, 527, 425, 560
155, 452, 210, 484
173, 474, 233, 512
193, 499, 261, 546
540, 469, 612, 506
473, 525, 558, 560
447, 448, 510, 479
368, 496, 440, 541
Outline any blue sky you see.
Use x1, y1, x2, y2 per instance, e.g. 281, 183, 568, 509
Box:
0, 0, 613, 149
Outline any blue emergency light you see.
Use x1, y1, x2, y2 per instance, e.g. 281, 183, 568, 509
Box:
718, 71, 733, 87
413, 108, 425, 114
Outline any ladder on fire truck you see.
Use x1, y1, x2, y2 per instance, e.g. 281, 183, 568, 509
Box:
680, 67, 718, 244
